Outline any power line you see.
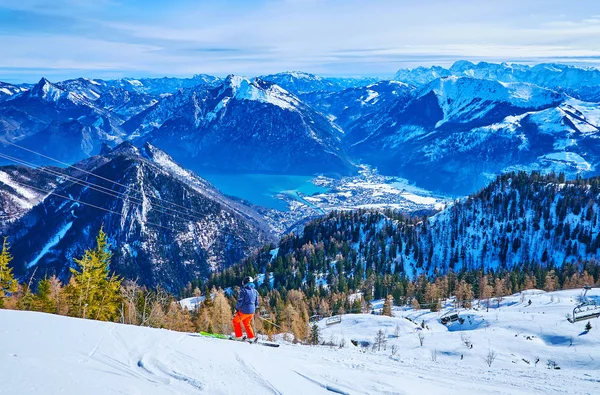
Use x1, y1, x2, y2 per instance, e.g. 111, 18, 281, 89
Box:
0, 151, 214, 224
0, 138, 216, 219
4, 177, 182, 233
0, 159, 252, 242
0, 140, 256, 242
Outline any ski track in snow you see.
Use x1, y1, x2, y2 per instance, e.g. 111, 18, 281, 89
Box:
2, 289, 600, 395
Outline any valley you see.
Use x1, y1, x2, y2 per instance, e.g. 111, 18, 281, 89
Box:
1, 60, 600, 290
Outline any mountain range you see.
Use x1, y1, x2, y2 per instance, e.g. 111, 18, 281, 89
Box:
394, 61, 600, 101
2, 61, 600, 288
2, 62, 599, 195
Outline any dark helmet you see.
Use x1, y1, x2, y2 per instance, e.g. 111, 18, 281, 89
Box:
242, 276, 254, 286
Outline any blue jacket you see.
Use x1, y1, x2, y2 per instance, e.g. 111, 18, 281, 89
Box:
236, 283, 259, 314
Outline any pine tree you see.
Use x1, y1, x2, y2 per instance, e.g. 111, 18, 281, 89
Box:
32, 278, 57, 313
309, 323, 320, 345
65, 227, 122, 321
48, 275, 67, 315
382, 295, 393, 316
148, 300, 167, 328
585, 321, 592, 332
374, 329, 387, 351
0, 237, 17, 308
543, 270, 558, 292
16, 283, 34, 311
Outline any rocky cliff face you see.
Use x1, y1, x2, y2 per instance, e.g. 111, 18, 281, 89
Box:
125, 75, 357, 176
2, 142, 274, 290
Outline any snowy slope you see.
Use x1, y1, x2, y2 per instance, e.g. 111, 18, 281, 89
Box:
0, 165, 62, 231
320, 289, 600, 394
2, 288, 599, 395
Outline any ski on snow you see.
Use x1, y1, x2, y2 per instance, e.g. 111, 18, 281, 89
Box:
198, 331, 280, 347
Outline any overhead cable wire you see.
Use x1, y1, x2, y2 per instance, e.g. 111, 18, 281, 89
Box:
0, 138, 218, 218
4, 177, 182, 233
0, 154, 251, 241
0, 151, 214, 224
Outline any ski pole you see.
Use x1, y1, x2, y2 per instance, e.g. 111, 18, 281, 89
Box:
257, 315, 282, 329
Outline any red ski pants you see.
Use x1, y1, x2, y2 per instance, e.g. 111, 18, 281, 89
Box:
232, 312, 255, 339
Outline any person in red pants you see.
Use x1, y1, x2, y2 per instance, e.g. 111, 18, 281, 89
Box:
232, 276, 259, 342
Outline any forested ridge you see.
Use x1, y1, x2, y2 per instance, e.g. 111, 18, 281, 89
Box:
206, 172, 600, 303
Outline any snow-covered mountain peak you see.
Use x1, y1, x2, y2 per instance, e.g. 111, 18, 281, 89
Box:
223, 74, 250, 91
105, 141, 140, 157
30, 78, 66, 102
448, 60, 476, 71
218, 75, 300, 111
29, 77, 88, 105
415, 77, 564, 126
281, 71, 324, 81
141, 142, 176, 165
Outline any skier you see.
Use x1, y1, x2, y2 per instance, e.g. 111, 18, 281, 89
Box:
232, 276, 259, 342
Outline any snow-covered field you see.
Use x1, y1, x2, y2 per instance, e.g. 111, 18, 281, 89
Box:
2, 288, 599, 394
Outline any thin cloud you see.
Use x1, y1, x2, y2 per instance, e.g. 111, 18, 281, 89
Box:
1, 0, 599, 82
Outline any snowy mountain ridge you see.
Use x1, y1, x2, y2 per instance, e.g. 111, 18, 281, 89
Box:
123, 75, 356, 176
214, 75, 302, 113
2, 142, 273, 290
2, 61, 600, 196
417, 76, 564, 127
395, 61, 600, 100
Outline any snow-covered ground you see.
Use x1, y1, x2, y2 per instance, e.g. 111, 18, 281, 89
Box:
2, 288, 599, 394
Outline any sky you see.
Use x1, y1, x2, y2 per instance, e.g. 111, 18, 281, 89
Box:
1, 0, 600, 83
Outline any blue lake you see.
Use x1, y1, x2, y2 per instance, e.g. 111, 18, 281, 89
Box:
198, 173, 329, 211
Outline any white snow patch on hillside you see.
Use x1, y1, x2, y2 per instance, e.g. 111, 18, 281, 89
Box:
226, 76, 301, 111
539, 152, 592, 172
400, 192, 437, 205
86, 78, 101, 86
362, 90, 379, 104
27, 222, 73, 268
0, 171, 37, 199
126, 79, 143, 86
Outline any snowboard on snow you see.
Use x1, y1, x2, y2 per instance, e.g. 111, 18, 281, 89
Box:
198, 331, 280, 347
